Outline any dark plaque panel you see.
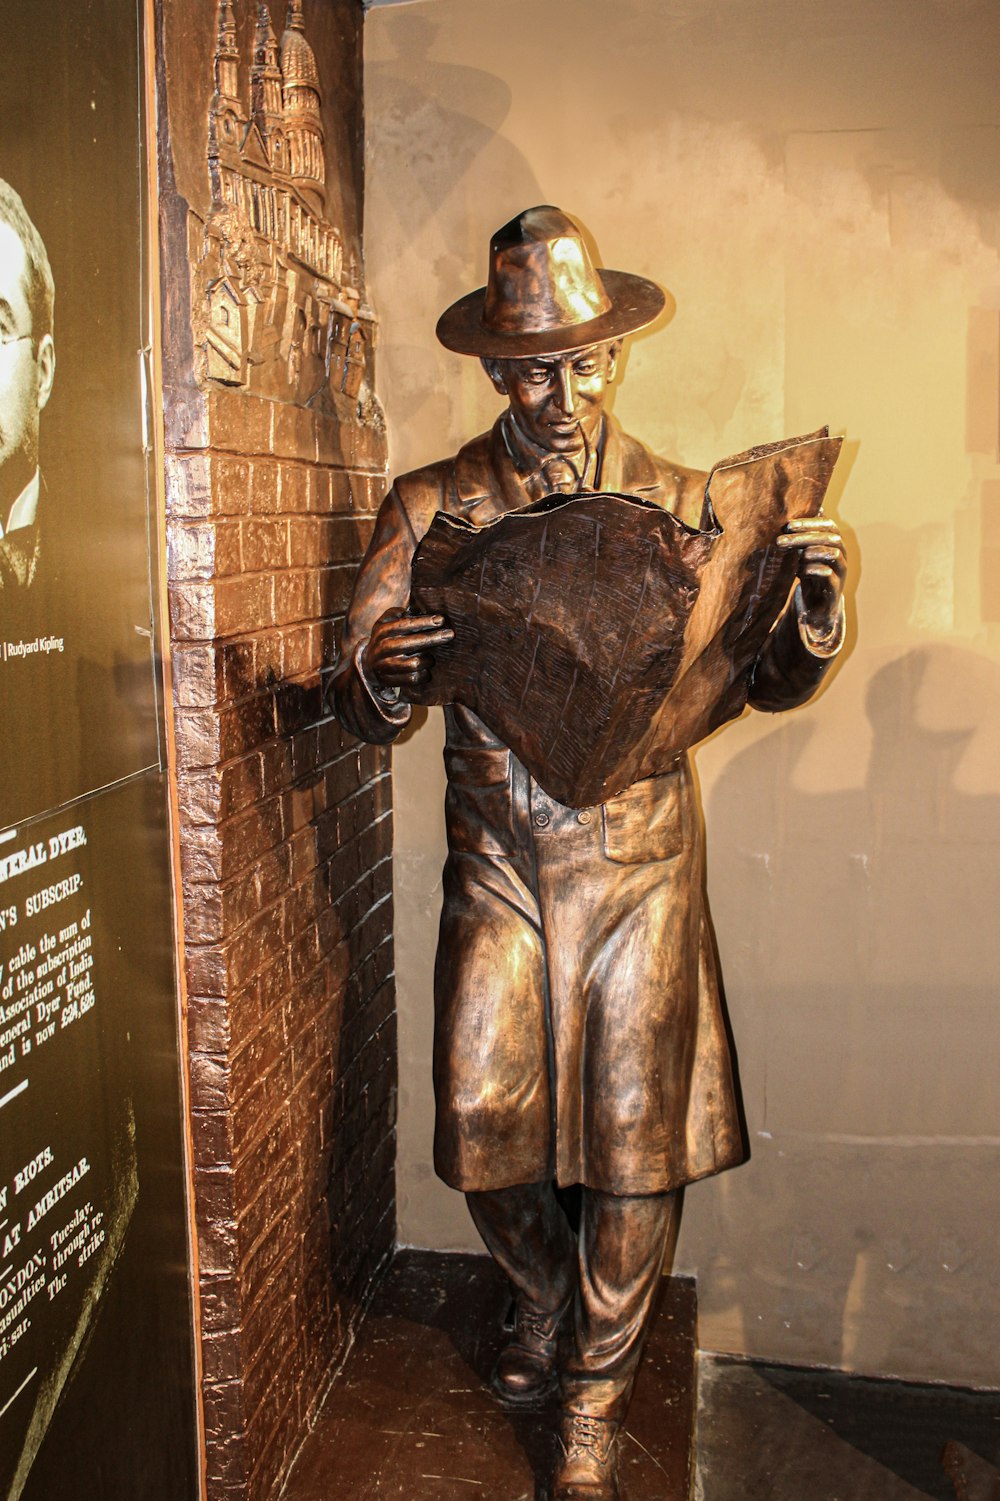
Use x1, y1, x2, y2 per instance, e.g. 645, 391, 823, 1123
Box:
0, 1, 198, 1497
0, 781, 198, 1501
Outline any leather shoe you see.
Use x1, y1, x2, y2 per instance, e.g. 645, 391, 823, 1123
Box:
552, 1411, 619, 1500
490, 1300, 565, 1406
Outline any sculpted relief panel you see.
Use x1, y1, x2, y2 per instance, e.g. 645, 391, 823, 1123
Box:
159, 2, 392, 1494
194, 0, 383, 427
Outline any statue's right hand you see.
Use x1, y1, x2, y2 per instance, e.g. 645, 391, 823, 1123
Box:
365, 608, 454, 697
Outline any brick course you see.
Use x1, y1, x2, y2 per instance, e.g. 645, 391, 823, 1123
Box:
166, 382, 395, 1495
157, 2, 395, 1491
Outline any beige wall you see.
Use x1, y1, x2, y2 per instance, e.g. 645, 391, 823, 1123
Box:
364, 0, 1000, 1386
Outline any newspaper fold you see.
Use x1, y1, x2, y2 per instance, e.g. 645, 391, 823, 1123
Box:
410, 428, 842, 807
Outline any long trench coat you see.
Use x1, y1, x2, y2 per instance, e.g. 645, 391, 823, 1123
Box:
332, 416, 835, 1195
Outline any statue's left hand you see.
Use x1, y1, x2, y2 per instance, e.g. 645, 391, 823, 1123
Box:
776, 513, 846, 635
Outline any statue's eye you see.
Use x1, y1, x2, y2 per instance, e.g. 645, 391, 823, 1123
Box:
574, 360, 597, 376
525, 368, 550, 384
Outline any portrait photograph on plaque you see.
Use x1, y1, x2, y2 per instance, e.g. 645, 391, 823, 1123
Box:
0, 0, 161, 831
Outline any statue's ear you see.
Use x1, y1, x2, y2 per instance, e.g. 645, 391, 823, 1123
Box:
606, 340, 622, 383
481, 357, 507, 396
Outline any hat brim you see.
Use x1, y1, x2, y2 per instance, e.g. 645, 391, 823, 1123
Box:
435, 269, 668, 358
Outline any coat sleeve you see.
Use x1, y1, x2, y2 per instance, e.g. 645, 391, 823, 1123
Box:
747, 583, 845, 712
328, 484, 419, 744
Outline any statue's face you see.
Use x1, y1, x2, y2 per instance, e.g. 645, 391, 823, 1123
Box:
0, 220, 54, 510
484, 340, 620, 454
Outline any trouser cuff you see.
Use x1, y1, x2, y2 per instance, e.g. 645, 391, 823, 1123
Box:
560, 1374, 635, 1425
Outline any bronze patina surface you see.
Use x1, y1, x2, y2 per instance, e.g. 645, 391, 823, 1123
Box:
331, 205, 848, 1500
408, 430, 841, 807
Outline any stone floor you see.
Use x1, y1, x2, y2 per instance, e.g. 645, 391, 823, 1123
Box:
696, 1355, 1000, 1501
282, 1250, 1000, 1501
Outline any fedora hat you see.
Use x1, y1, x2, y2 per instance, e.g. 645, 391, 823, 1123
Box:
436, 205, 667, 358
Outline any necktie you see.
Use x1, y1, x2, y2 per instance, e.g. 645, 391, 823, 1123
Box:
540, 456, 582, 494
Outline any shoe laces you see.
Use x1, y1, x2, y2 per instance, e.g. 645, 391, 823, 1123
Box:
564, 1413, 613, 1461
519, 1306, 551, 1340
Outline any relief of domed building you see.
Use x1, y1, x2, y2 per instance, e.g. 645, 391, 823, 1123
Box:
280, 0, 326, 214
197, 0, 379, 417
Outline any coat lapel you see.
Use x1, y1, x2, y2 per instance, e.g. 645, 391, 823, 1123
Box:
0, 525, 41, 591
451, 418, 531, 523
604, 416, 666, 498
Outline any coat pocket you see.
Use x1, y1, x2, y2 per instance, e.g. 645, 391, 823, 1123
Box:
444, 746, 517, 856
601, 767, 685, 864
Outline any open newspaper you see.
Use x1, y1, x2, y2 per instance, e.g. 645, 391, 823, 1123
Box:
409, 428, 843, 807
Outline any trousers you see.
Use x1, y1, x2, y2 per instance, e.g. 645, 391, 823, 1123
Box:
466, 1180, 677, 1421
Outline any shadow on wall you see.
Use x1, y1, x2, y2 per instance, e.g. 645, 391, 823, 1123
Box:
267, 661, 396, 1304
695, 638, 1000, 1385
365, 11, 519, 241
364, 11, 547, 462
191, 638, 396, 1398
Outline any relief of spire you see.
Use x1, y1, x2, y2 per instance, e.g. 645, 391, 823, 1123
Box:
251, 4, 284, 139
213, 0, 241, 113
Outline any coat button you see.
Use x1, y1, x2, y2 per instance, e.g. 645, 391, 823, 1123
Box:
577, 810, 592, 824
533, 811, 550, 828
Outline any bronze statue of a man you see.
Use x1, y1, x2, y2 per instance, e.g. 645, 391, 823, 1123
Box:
331, 206, 846, 1501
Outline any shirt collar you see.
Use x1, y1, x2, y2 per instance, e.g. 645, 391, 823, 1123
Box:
1, 470, 40, 540
501, 413, 604, 498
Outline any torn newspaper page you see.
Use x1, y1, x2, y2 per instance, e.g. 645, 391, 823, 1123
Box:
409, 428, 843, 806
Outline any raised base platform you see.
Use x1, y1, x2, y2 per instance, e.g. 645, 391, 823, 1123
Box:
284, 1249, 698, 1500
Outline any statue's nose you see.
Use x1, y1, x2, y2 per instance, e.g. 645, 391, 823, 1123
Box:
555, 366, 575, 413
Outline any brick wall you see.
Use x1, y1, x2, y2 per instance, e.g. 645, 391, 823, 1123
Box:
156, 1, 396, 1495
